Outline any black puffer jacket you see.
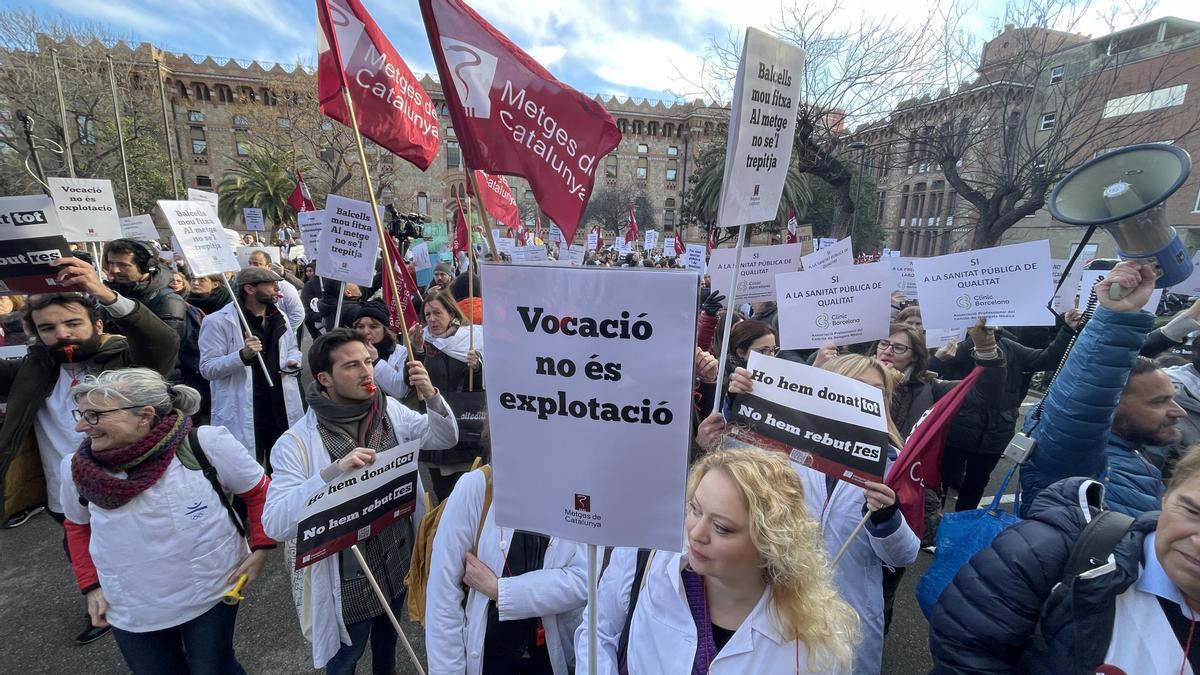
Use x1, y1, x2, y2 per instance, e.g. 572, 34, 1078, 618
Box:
104, 265, 187, 339
929, 477, 1156, 674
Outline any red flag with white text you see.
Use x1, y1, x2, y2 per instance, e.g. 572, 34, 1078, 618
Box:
419, 0, 621, 242
624, 204, 639, 245
288, 171, 316, 212
381, 233, 420, 331
316, 0, 440, 170
470, 169, 521, 231
592, 226, 605, 251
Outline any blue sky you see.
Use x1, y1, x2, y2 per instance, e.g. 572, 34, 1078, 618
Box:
8, 0, 1199, 102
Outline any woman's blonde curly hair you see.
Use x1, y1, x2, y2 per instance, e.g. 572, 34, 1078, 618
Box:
687, 448, 860, 670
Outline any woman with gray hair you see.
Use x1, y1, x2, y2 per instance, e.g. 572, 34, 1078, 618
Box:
58, 367, 275, 674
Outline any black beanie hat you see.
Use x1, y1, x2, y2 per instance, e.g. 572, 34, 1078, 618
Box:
354, 299, 390, 326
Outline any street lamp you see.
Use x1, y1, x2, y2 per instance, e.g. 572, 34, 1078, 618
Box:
848, 141, 869, 235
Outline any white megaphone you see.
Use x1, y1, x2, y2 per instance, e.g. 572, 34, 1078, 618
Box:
1048, 143, 1192, 298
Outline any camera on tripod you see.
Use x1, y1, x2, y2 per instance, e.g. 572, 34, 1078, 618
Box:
385, 204, 429, 243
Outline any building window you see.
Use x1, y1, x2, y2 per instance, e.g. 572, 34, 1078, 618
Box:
667, 145, 678, 157
1102, 84, 1188, 118
636, 157, 648, 179
1049, 65, 1065, 84
1038, 112, 1057, 131
188, 110, 204, 123
446, 140, 461, 168
605, 154, 618, 178
276, 117, 291, 129
190, 126, 207, 155
196, 175, 212, 188
76, 114, 96, 145
416, 192, 429, 214
233, 114, 250, 126
665, 158, 678, 181
234, 129, 251, 156
320, 120, 333, 131
637, 143, 648, 154
1194, 186, 1200, 213
664, 198, 676, 230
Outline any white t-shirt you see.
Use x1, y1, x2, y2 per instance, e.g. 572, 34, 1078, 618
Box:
32, 367, 84, 513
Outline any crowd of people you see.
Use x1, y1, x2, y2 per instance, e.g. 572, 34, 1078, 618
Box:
0, 227, 1197, 675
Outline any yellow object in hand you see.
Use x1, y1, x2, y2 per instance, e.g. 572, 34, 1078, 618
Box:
222, 574, 249, 605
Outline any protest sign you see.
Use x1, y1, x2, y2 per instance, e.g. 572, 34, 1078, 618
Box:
119, 215, 160, 242
409, 241, 432, 271
187, 188, 220, 218
709, 243, 800, 303
615, 241, 632, 256
559, 245, 585, 266
298, 210, 326, 256
1078, 269, 1162, 312
663, 236, 677, 256
729, 353, 890, 486
235, 246, 275, 268
586, 231, 599, 251
550, 223, 565, 245
243, 208, 264, 232
716, 28, 805, 228
511, 245, 548, 263
644, 229, 659, 251
1171, 251, 1200, 297
800, 236, 853, 271
495, 237, 516, 256
319, 195, 380, 287
0, 345, 28, 360
925, 326, 967, 348
158, 200, 240, 277
684, 244, 707, 273
816, 237, 837, 251
889, 257, 919, 299
775, 262, 892, 349
481, 264, 697, 550
0, 195, 72, 295
294, 442, 419, 569
912, 240, 1055, 329
46, 177, 121, 242
1051, 259, 1084, 313
795, 224, 814, 255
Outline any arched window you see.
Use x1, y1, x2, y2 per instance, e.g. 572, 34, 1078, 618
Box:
605, 155, 618, 178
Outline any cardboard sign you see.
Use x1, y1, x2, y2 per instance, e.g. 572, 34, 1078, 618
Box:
717, 28, 806, 228
47, 177, 121, 242
889, 257, 919, 299
119, 215, 160, 242
795, 224, 814, 255
644, 230, 659, 251
684, 244, 707, 273
729, 352, 891, 486
800, 236, 853, 271
1051, 259, 1084, 313
0, 195, 72, 295
912, 240, 1055, 329
298, 210, 325, 257
775, 262, 893, 349
709, 243, 801, 303
1078, 269, 1162, 313
511, 245, 549, 263
159, 200, 241, 277
481, 264, 698, 551
409, 241, 432, 271
243, 208, 265, 232
294, 442, 419, 570
319, 195, 380, 287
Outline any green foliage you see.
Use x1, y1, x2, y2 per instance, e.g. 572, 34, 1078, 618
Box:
216, 145, 305, 230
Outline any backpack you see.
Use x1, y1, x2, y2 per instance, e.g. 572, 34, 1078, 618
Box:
618, 548, 657, 669
145, 287, 205, 376
175, 429, 246, 537
405, 460, 492, 624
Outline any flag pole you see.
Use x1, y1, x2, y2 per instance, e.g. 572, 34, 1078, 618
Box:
50, 49, 76, 179
464, 169, 504, 261
221, 276, 274, 386
831, 512, 871, 567
459, 191, 478, 392
154, 57, 180, 199
710, 223, 745, 416
106, 55, 134, 215
349, 544, 426, 675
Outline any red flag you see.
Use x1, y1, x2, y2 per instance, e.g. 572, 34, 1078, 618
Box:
624, 204, 639, 245
288, 171, 316, 212
452, 195, 471, 258
886, 367, 984, 539
471, 170, 521, 230
419, 0, 621, 243
674, 232, 685, 257
534, 209, 543, 242
786, 208, 797, 244
706, 227, 715, 254
317, 0, 440, 170
592, 226, 605, 251
380, 233, 420, 331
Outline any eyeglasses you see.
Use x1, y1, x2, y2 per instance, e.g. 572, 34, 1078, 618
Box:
877, 340, 911, 355
72, 406, 143, 425
752, 346, 780, 356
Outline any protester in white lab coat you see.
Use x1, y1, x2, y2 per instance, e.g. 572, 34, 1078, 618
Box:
263, 328, 457, 671
352, 300, 409, 401
60, 368, 273, 674
247, 250, 305, 329
577, 448, 859, 674
425, 467, 588, 674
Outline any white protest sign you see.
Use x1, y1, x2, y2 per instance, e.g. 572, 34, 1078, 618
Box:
0, 195, 72, 295
297, 210, 325, 257
887, 249, 901, 257
586, 231, 599, 250
46, 177, 121, 242
158, 200, 240, 277
925, 326, 968, 349
481, 265, 697, 551
243, 207, 264, 232
684, 244, 707, 272
293, 442, 419, 569
119, 215, 160, 242
663, 237, 677, 256
495, 237, 517, 256
912, 240, 1055, 329
559, 245, 585, 266
187, 188, 220, 218
1171, 251, 1200, 297
644, 230, 659, 250
1078, 269, 1163, 313
1051, 259, 1084, 313
235, 246, 275, 268
550, 223, 565, 245
800, 236, 853, 271
728, 353, 891, 486
889, 257, 919, 299
512, 245, 549, 263
816, 237, 837, 251
0, 345, 28, 360
775, 262, 892, 349
319, 195, 380, 287
708, 243, 800, 303
615, 241, 632, 256
716, 28, 805, 228
409, 241, 432, 271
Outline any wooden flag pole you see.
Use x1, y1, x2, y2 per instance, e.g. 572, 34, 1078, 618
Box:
339, 88, 414, 360
460, 187, 478, 391
463, 168, 504, 261
349, 544, 426, 675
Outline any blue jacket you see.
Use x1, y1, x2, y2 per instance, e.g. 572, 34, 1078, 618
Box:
929, 478, 1157, 674
1021, 305, 1158, 516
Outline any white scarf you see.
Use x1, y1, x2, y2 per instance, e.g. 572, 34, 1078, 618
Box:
423, 323, 482, 363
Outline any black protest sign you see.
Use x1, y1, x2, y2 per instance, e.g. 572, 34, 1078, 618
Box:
0, 195, 72, 296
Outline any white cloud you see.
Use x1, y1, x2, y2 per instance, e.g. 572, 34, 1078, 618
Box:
528, 45, 567, 68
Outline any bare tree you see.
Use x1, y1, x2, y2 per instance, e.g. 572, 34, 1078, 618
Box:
584, 185, 656, 235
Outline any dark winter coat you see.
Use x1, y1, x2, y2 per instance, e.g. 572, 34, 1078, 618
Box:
891, 351, 1007, 439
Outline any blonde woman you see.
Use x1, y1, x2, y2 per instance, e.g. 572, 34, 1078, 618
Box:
576, 448, 859, 674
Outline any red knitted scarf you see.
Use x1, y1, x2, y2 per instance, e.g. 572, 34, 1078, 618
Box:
70, 412, 190, 510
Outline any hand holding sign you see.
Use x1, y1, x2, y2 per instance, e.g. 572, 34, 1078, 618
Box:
336, 447, 377, 474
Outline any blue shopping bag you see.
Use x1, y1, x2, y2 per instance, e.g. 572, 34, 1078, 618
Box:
916, 465, 1022, 618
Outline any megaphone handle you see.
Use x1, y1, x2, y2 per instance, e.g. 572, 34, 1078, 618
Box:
1109, 282, 1132, 301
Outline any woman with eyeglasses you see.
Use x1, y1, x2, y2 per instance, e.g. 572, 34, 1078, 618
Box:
59, 368, 274, 674
721, 319, 777, 382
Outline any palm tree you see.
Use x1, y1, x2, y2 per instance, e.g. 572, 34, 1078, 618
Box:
683, 143, 813, 242
217, 145, 303, 233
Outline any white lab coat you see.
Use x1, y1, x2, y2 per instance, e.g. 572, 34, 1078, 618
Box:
59, 426, 262, 632
198, 301, 304, 454
576, 548, 848, 674
794, 463, 919, 675
373, 343, 410, 401
278, 280, 305, 331
426, 469, 587, 674
262, 396, 458, 668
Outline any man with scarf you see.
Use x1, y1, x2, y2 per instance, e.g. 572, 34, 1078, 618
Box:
0, 255, 179, 644
264, 328, 457, 671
